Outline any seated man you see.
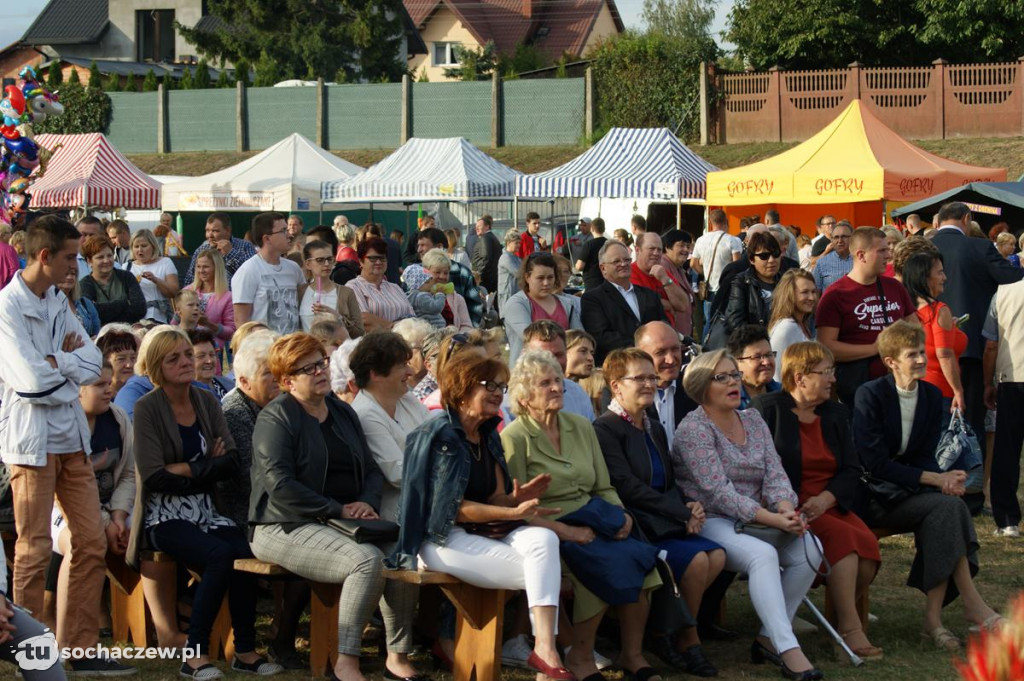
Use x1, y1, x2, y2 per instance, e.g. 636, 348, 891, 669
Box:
727, 324, 781, 409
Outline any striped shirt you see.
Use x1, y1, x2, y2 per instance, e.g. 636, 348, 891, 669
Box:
346, 275, 414, 323
813, 251, 853, 292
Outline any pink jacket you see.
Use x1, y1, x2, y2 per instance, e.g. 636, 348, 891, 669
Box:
189, 288, 235, 343
0, 242, 19, 290
446, 292, 473, 332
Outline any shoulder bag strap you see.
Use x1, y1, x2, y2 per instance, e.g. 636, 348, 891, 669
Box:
705, 232, 726, 289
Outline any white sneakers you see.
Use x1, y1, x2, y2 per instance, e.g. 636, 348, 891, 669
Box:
994, 526, 1020, 537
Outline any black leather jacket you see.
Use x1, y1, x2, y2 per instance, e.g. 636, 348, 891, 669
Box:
249, 392, 384, 531
725, 268, 779, 334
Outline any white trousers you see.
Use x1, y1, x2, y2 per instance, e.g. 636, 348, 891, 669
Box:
700, 517, 821, 654
419, 525, 561, 629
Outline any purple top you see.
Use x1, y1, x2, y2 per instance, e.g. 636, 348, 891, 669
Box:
671, 407, 797, 522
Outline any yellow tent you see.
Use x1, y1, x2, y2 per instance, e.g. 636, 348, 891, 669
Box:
706, 100, 1005, 231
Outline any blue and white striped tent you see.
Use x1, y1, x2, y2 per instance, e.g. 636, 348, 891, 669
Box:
321, 137, 521, 204
515, 128, 718, 201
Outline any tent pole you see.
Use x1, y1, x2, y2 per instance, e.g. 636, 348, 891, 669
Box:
677, 192, 682, 231
513, 197, 519, 231
550, 200, 555, 250
370, 205, 375, 223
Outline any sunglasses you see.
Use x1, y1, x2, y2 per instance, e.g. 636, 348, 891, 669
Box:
751, 251, 780, 261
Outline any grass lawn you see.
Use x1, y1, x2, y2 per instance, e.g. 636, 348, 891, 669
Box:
0, 510, 1015, 681
127, 136, 1024, 181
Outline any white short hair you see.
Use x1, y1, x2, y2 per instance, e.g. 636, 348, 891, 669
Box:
330, 338, 363, 394
421, 248, 451, 271
507, 350, 563, 417
392, 317, 433, 349
233, 330, 279, 381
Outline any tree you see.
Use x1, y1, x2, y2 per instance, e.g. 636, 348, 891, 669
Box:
68, 68, 81, 86
642, 0, 719, 63
253, 50, 280, 86
233, 59, 250, 86
46, 62, 63, 89
180, 66, 194, 90
194, 59, 212, 89
177, 0, 407, 83
36, 83, 111, 134
163, 74, 177, 91
443, 41, 497, 81
88, 61, 103, 89
104, 72, 119, 91
215, 69, 232, 88
417, 67, 428, 82
142, 69, 159, 91
496, 42, 549, 77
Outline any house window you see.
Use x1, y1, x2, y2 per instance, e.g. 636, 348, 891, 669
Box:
136, 9, 176, 62
432, 42, 461, 67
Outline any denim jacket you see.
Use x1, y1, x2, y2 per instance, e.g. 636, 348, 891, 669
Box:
386, 408, 508, 570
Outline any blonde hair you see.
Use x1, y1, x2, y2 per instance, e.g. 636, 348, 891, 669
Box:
174, 288, 199, 314
682, 349, 737, 405
421, 248, 451, 272
767, 269, 816, 334
130, 228, 162, 259
996, 232, 1016, 248
508, 350, 563, 417
193, 249, 229, 295
140, 326, 191, 387
231, 320, 270, 356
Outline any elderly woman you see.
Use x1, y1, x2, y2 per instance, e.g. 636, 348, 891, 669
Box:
501, 351, 661, 681
350, 331, 431, 522
854, 321, 1002, 650
96, 326, 139, 395
184, 249, 235, 346
504, 252, 583, 367
753, 342, 882, 659
130, 228, 180, 323
593, 348, 724, 677
78, 235, 146, 326
330, 337, 362, 403
188, 328, 234, 399
346, 237, 414, 332
248, 332, 425, 681
59, 264, 100, 337
127, 327, 279, 679
672, 349, 823, 681
301, 239, 364, 338
392, 317, 434, 389
388, 351, 570, 681
725, 232, 783, 334
767, 270, 818, 382
497, 229, 522, 313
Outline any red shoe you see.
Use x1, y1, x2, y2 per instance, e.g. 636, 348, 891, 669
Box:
527, 651, 575, 680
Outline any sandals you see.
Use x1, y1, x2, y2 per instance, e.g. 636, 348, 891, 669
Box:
922, 626, 961, 651
968, 614, 1007, 634
838, 628, 883, 660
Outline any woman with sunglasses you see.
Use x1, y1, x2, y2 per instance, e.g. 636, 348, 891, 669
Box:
301, 239, 364, 338
725, 232, 783, 335
504, 252, 583, 368
672, 349, 824, 681
346, 237, 414, 333
250, 332, 426, 681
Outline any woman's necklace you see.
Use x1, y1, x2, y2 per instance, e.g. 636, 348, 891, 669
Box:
468, 440, 483, 462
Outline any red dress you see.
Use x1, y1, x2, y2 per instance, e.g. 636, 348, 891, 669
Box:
799, 419, 881, 566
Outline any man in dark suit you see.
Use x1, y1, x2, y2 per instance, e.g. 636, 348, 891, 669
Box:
932, 201, 1023, 443
581, 240, 667, 365
635, 321, 698, 435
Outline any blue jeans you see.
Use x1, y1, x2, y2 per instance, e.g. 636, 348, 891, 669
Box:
0, 603, 67, 680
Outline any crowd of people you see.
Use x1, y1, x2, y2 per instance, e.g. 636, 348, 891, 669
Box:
0, 202, 1019, 681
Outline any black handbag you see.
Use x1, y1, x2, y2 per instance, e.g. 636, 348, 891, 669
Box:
461, 520, 526, 540
325, 518, 400, 544
733, 519, 831, 577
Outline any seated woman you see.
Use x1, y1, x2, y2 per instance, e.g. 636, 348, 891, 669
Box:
78, 235, 146, 327
388, 351, 571, 681
127, 326, 280, 679
184, 249, 236, 347
767, 270, 818, 383
96, 326, 139, 396
350, 332, 431, 522
249, 333, 425, 681
725, 232, 783, 334
752, 342, 882, 659
854, 320, 1002, 650
345, 237, 414, 332
593, 348, 723, 677
728, 324, 782, 409
310, 318, 350, 355
59, 264, 100, 337
392, 318, 434, 390
672, 349, 823, 681
329, 338, 363, 404
504, 252, 583, 367
301, 239, 364, 338
188, 328, 234, 399
501, 351, 662, 681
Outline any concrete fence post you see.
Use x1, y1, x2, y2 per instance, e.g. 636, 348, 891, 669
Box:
699, 61, 709, 145
401, 74, 412, 144
585, 66, 595, 143
157, 83, 168, 154
316, 77, 327, 149
491, 71, 502, 148
236, 79, 248, 152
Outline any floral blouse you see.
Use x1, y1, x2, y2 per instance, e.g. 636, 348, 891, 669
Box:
670, 407, 797, 522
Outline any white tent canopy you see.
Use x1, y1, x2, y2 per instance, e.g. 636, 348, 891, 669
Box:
515, 127, 718, 202
161, 133, 363, 212
321, 137, 522, 204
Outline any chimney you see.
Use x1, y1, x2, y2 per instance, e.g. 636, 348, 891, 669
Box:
523, 0, 533, 19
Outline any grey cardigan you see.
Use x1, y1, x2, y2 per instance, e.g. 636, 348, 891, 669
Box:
503, 290, 583, 367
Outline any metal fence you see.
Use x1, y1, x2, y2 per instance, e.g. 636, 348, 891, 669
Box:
104, 76, 588, 153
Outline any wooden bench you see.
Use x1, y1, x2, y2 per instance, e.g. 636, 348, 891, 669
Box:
233, 559, 506, 681
107, 550, 176, 649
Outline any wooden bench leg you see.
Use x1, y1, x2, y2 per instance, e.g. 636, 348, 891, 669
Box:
441, 584, 506, 681
107, 554, 150, 648
309, 583, 341, 677
207, 596, 235, 662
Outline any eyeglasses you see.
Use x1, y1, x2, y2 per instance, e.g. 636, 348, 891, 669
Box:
479, 380, 508, 394
808, 367, 836, 377
306, 256, 333, 265
365, 255, 387, 263
711, 371, 743, 384
751, 252, 780, 261
269, 228, 288, 237
620, 374, 659, 385
736, 351, 777, 363
292, 357, 330, 376
604, 258, 631, 267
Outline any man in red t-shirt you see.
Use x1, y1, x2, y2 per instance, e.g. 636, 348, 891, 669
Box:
630, 232, 689, 329
817, 226, 916, 405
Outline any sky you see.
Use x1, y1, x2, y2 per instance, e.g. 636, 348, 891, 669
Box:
0, 0, 733, 53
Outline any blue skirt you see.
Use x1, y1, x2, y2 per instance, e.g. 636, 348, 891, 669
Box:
656, 535, 724, 580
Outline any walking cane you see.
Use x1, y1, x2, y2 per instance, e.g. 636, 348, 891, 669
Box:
801, 596, 864, 667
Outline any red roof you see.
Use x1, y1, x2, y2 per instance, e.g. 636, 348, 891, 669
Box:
405, 0, 623, 60
31, 133, 161, 209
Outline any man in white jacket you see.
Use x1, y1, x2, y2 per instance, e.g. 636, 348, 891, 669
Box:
0, 216, 133, 675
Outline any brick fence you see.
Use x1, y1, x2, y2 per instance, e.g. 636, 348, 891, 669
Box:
701, 59, 1024, 143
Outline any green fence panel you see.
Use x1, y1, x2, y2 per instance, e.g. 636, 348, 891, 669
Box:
247, 87, 318, 149
326, 83, 402, 149
503, 78, 584, 146
412, 82, 491, 146
105, 92, 159, 154
168, 89, 237, 152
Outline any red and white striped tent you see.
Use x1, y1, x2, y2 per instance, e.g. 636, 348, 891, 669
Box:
29, 133, 161, 209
